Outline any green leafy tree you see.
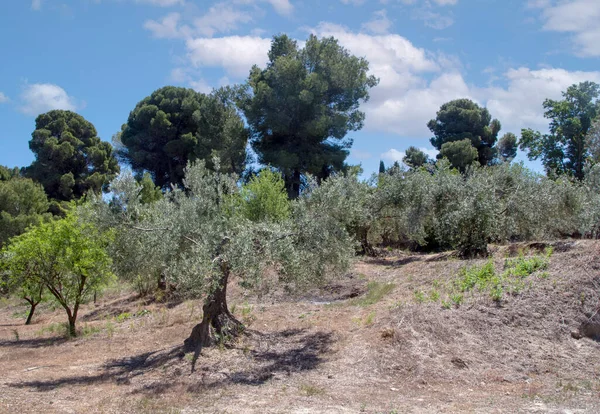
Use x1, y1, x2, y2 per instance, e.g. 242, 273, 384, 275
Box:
0, 166, 19, 181
1, 252, 46, 325
428, 99, 501, 166
496, 133, 518, 163
24, 110, 120, 201
239, 34, 379, 198
118, 86, 248, 188
237, 169, 291, 223
403, 147, 430, 169
520, 82, 600, 180
0, 175, 51, 247
379, 160, 386, 174
2, 212, 114, 336
439, 139, 479, 173
138, 172, 163, 204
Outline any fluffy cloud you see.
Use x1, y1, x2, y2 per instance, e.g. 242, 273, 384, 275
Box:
531, 0, 600, 57
134, 0, 184, 6
0, 92, 8, 103
265, 0, 293, 15
411, 8, 454, 30
144, 12, 187, 38
381, 147, 438, 164
194, 3, 253, 36
481, 67, 600, 133
18, 83, 78, 116
185, 35, 271, 77
361, 10, 392, 34
160, 19, 600, 141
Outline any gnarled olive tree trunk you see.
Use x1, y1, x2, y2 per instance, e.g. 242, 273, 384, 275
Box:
184, 261, 244, 371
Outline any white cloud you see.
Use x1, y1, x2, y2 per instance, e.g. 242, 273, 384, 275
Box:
194, 3, 253, 37
340, 0, 366, 5
144, 12, 189, 38
400, 0, 458, 5
186, 35, 271, 77
381, 147, 438, 164
532, 0, 600, 57
361, 9, 392, 34
0, 92, 8, 103
134, 0, 184, 6
381, 148, 405, 163
310, 24, 600, 139
265, 0, 293, 15
480, 67, 600, 133
232, 0, 293, 16
19, 83, 77, 116
31, 0, 43, 11
411, 8, 454, 30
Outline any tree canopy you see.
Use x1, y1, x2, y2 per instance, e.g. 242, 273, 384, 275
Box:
428, 99, 502, 166
497, 133, 518, 163
0, 175, 51, 247
239, 34, 379, 198
24, 110, 120, 201
2, 211, 114, 336
439, 139, 479, 173
520, 81, 600, 180
403, 146, 430, 169
118, 86, 249, 188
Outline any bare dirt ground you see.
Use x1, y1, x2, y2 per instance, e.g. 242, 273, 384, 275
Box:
1, 241, 600, 413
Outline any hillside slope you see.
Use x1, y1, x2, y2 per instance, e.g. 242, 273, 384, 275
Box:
1, 241, 599, 413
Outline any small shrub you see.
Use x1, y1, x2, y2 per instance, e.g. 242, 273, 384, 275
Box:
414, 290, 425, 303
115, 312, 132, 323
364, 311, 376, 325
450, 293, 463, 306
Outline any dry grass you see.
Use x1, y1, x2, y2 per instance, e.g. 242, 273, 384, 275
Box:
0, 240, 599, 413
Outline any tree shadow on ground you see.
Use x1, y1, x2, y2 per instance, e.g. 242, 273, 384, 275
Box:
0, 336, 70, 349
8, 328, 334, 394
9, 345, 185, 391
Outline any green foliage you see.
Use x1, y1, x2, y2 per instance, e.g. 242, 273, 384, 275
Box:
349, 281, 395, 306
520, 82, 600, 180
439, 139, 479, 173
379, 160, 386, 174
237, 169, 291, 223
456, 260, 496, 292
402, 146, 430, 169
2, 211, 114, 336
301, 171, 373, 254
497, 133, 518, 163
0, 175, 51, 247
369, 161, 598, 256
95, 160, 355, 306
138, 172, 162, 204
437, 251, 552, 304
24, 110, 119, 201
118, 86, 248, 188
239, 34, 379, 198
428, 99, 501, 166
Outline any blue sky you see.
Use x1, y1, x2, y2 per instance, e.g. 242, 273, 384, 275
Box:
1, 0, 599, 176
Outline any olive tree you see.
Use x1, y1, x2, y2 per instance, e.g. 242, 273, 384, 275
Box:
96, 161, 355, 368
